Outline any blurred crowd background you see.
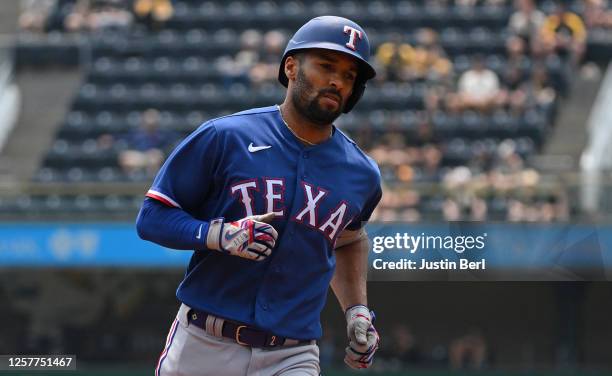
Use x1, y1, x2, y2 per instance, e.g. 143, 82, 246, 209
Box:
0, 0, 612, 374
2, 0, 611, 223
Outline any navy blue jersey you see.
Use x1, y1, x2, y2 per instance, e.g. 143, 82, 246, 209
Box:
145, 105, 381, 339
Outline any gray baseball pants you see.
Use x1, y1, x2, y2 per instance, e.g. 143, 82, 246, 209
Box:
155, 304, 320, 376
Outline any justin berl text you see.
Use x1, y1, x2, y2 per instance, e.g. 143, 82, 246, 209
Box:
373, 258, 486, 270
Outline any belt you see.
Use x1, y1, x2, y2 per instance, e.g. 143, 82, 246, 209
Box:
187, 308, 313, 348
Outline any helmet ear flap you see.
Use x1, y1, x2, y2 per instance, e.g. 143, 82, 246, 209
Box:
343, 81, 366, 113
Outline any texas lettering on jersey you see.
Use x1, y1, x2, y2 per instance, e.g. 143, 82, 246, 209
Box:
231, 178, 348, 241
144, 106, 382, 339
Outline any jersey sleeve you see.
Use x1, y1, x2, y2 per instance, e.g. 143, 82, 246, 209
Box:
146, 121, 220, 214
345, 176, 382, 231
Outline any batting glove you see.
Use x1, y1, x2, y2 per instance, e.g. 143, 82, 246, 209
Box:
344, 305, 380, 370
206, 212, 278, 261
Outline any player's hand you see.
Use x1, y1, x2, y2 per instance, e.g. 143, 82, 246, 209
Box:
206, 213, 278, 261
344, 305, 380, 369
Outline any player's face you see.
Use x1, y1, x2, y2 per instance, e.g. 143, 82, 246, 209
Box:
291, 50, 358, 126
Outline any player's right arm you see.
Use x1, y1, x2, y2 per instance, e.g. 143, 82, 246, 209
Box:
137, 200, 277, 260
135, 121, 277, 261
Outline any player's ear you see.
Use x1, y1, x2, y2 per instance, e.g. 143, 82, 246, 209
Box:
285, 55, 299, 82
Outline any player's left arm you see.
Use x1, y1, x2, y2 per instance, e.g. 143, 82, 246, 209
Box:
332, 229, 380, 370
331, 228, 368, 311
331, 166, 382, 369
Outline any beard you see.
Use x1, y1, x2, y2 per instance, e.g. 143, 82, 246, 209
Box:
291, 68, 344, 127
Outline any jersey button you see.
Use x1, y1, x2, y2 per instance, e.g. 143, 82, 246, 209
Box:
303, 153, 309, 159
262, 303, 269, 310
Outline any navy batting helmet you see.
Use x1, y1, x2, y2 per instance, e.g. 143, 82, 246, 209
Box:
278, 16, 376, 113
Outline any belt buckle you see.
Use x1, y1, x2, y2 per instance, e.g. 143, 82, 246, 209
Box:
235, 325, 248, 346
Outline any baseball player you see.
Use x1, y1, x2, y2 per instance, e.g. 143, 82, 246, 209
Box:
136, 15, 382, 375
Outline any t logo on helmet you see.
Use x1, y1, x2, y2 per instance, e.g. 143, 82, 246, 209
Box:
343, 26, 362, 51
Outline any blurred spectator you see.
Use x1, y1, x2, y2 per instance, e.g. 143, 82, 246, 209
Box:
421, 144, 443, 182
583, 0, 612, 29
503, 36, 529, 112
453, 55, 506, 112
65, 0, 133, 32
410, 28, 453, 83
449, 328, 488, 370
470, 197, 488, 221
375, 33, 412, 81
376, 29, 452, 83
518, 64, 557, 111
507, 63, 555, 113
368, 134, 438, 184
507, 193, 568, 222
398, 208, 422, 222
371, 186, 422, 222
133, 0, 173, 30
508, 0, 545, 43
218, 29, 263, 87
443, 197, 463, 221
88, 0, 133, 31
425, 84, 453, 113
443, 164, 473, 190
236, 29, 263, 75
63, 0, 89, 32
89, 0, 134, 31
495, 139, 527, 174
505, 35, 529, 73
118, 109, 175, 178
539, 2, 587, 65
19, 0, 56, 32
249, 30, 287, 86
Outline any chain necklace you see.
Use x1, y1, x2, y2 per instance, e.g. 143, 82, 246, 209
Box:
278, 105, 332, 146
